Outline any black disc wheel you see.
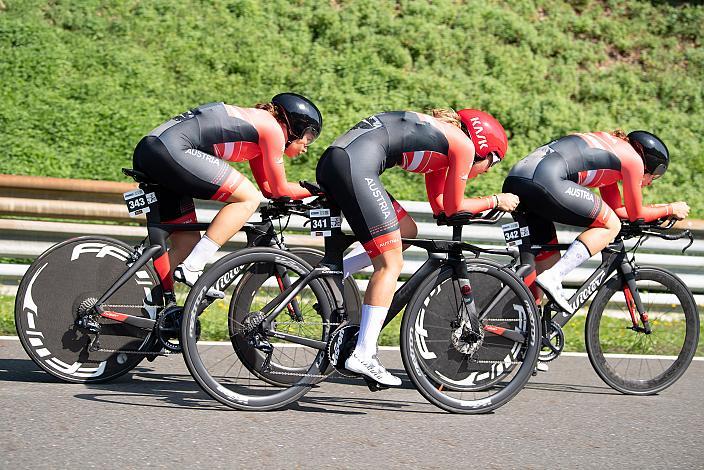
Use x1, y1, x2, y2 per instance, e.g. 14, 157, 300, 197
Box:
14, 237, 162, 383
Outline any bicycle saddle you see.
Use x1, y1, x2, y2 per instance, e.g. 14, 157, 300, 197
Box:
122, 168, 158, 185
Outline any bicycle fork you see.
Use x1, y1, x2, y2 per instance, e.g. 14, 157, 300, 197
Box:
448, 253, 485, 355
620, 261, 652, 334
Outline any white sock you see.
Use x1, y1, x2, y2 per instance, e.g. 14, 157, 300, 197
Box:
546, 239, 591, 281
343, 244, 372, 279
182, 235, 221, 272
355, 304, 388, 359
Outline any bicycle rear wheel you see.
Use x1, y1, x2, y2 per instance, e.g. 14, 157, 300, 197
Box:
585, 267, 699, 395
14, 236, 162, 383
401, 259, 540, 414
229, 247, 360, 386
181, 247, 333, 411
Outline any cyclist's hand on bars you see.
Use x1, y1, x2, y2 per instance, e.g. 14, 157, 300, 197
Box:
670, 202, 690, 220
496, 193, 520, 212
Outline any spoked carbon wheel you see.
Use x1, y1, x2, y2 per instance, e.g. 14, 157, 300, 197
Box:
230, 247, 361, 386
585, 267, 699, 395
14, 237, 162, 383
181, 247, 333, 411
401, 260, 540, 414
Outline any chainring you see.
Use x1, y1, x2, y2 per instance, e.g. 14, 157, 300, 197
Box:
539, 320, 564, 362
157, 305, 184, 352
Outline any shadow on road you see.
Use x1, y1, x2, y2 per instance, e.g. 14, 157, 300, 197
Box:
0, 358, 61, 383
3, 358, 623, 416
525, 381, 620, 396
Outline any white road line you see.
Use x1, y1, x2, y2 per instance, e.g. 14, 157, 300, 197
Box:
3, 336, 702, 360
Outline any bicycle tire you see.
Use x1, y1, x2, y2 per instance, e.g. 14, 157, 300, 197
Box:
400, 259, 540, 414
181, 247, 333, 411
15, 236, 162, 383
229, 247, 361, 386
585, 266, 699, 395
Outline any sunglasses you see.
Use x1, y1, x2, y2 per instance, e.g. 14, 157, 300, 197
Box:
477, 151, 501, 168
650, 163, 667, 180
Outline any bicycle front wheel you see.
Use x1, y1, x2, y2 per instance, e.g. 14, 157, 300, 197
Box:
401, 260, 540, 414
181, 247, 334, 411
14, 236, 161, 383
585, 267, 699, 395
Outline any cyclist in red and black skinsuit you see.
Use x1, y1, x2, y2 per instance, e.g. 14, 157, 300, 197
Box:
132, 94, 322, 290
503, 130, 689, 314
316, 109, 518, 385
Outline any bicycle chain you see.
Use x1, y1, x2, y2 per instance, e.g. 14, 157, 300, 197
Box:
267, 370, 329, 378
102, 304, 150, 309
92, 347, 179, 356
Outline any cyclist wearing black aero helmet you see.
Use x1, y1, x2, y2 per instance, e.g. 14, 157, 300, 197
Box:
132, 93, 322, 291
503, 129, 689, 315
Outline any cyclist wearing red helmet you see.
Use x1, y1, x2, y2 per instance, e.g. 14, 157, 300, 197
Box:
132, 94, 322, 290
503, 130, 689, 314
316, 108, 517, 385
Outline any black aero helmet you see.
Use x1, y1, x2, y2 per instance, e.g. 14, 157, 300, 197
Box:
627, 130, 669, 178
271, 93, 323, 147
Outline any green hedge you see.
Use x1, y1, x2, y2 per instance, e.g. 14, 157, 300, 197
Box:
1, 0, 702, 214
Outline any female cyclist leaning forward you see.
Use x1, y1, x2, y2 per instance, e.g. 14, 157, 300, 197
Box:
503, 130, 690, 314
132, 93, 323, 289
316, 108, 518, 386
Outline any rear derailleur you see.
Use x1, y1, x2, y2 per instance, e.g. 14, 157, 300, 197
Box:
242, 311, 274, 371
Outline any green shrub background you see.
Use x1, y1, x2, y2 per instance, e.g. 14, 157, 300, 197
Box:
1, 0, 702, 215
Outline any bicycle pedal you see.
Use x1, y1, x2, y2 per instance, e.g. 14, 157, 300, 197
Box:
363, 376, 389, 392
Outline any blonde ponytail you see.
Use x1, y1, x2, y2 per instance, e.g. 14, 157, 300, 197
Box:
430, 108, 462, 128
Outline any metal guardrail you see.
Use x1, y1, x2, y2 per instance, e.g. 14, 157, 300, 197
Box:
1, 174, 702, 305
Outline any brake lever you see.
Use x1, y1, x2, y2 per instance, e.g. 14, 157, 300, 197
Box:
682, 230, 694, 253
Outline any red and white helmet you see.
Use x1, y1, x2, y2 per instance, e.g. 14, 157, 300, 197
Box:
457, 109, 508, 160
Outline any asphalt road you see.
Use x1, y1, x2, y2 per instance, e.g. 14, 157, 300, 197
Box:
1, 337, 702, 469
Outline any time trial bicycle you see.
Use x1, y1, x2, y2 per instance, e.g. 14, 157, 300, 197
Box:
15, 169, 360, 384
505, 212, 699, 394
179, 182, 542, 413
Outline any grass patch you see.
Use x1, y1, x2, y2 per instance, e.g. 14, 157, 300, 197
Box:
1, 1, 703, 216
0, 296, 16, 335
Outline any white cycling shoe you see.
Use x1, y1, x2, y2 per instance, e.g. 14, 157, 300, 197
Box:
345, 351, 402, 387
535, 361, 549, 373
536, 271, 574, 314
174, 264, 224, 299
174, 264, 202, 287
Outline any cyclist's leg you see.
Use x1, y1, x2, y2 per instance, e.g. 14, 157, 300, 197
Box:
540, 179, 619, 276
155, 194, 200, 280
341, 193, 416, 278
531, 218, 559, 305
503, 176, 559, 304
203, 176, 260, 245
534, 178, 619, 311
317, 147, 403, 385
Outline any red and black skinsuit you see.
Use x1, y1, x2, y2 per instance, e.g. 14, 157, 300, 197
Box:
316, 111, 496, 258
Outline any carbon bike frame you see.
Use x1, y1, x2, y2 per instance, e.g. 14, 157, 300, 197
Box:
253, 216, 528, 349
518, 239, 648, 331
88, 180, 291, 331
